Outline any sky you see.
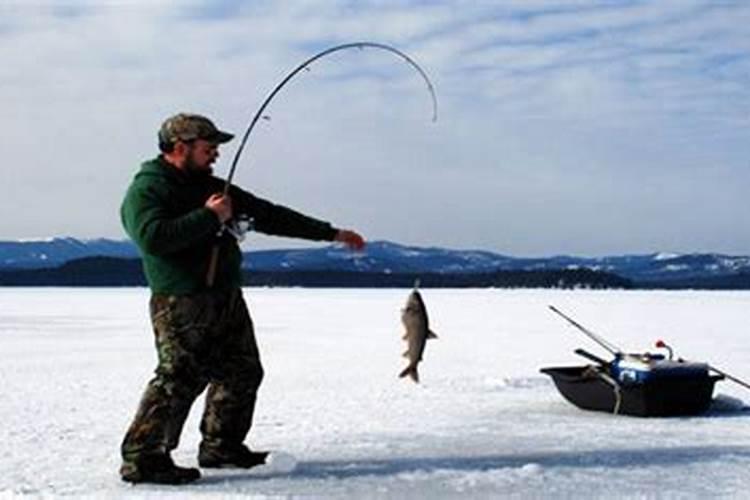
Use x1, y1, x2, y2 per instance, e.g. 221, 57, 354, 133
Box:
1, 0, 748, 256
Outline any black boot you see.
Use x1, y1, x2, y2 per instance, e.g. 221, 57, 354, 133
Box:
198, 443, 268, 469
120, 454, 200, 485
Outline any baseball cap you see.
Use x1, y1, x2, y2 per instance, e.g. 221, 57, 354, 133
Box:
158, 113, 234, 145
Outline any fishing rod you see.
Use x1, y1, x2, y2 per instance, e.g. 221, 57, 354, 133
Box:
224, 42, 437, 190
206, 41, 439, 286
548, 305, 623, 356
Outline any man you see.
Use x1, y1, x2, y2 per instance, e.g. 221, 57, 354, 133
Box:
119, 113, 365, 484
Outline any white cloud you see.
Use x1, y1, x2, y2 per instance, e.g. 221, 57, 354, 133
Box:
1, 0, 748, 255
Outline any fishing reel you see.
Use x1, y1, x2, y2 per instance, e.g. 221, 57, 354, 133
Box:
224, 214, 255, 242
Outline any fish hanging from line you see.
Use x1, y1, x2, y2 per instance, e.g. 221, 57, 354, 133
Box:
399, 281, 438, 383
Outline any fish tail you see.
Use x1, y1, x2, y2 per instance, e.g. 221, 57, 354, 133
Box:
399, 364, 420, 383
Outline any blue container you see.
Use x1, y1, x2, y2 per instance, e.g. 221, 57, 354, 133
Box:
610, 354, 709, 385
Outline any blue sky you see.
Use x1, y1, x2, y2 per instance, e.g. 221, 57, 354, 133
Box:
1, 0, 748, 256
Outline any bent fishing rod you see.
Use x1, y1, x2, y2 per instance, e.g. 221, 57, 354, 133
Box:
206, 42, 439, 286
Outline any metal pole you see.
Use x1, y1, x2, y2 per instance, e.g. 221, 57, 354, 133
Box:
548, 305, 623, 356
707, 364, 750, 391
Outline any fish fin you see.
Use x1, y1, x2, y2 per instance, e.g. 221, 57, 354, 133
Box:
399, 365, 419, 383
427, 330, 438, 339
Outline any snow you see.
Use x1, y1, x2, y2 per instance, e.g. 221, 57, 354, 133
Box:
654, 253, 681, 261
1, 287, 749, 498
664, 264, 688, 272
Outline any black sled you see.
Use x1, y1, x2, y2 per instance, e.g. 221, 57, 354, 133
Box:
542, 306, 729, 417
541, 350, 724, 417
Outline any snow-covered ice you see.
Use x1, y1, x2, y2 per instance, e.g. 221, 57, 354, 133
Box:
1, 287, 749, 498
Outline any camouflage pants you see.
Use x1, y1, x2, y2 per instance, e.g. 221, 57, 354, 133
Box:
121, 288, 264, 462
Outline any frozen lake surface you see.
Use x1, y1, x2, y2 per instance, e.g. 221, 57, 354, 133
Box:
1, 287, 749, 498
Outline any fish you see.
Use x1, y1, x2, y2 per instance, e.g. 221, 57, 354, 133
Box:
399, 285, 438, 383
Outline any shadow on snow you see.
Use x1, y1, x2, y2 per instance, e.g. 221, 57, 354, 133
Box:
200, 445, 750, 484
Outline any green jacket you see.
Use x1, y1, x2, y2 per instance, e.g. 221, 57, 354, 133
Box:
121, 156, 338, 294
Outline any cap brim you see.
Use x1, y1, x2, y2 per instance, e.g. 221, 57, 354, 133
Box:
210, 131, 234, 144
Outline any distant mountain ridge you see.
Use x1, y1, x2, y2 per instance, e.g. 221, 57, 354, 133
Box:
0, 237, 138, 269
2, 237, 750, 285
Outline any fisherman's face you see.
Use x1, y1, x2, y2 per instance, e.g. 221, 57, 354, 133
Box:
184, 139, 220, 174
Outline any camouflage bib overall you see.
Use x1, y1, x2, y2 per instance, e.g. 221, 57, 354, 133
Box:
121, 288, 264, 463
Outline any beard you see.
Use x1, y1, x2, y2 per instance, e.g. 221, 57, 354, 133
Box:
184, 154, 213, 176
